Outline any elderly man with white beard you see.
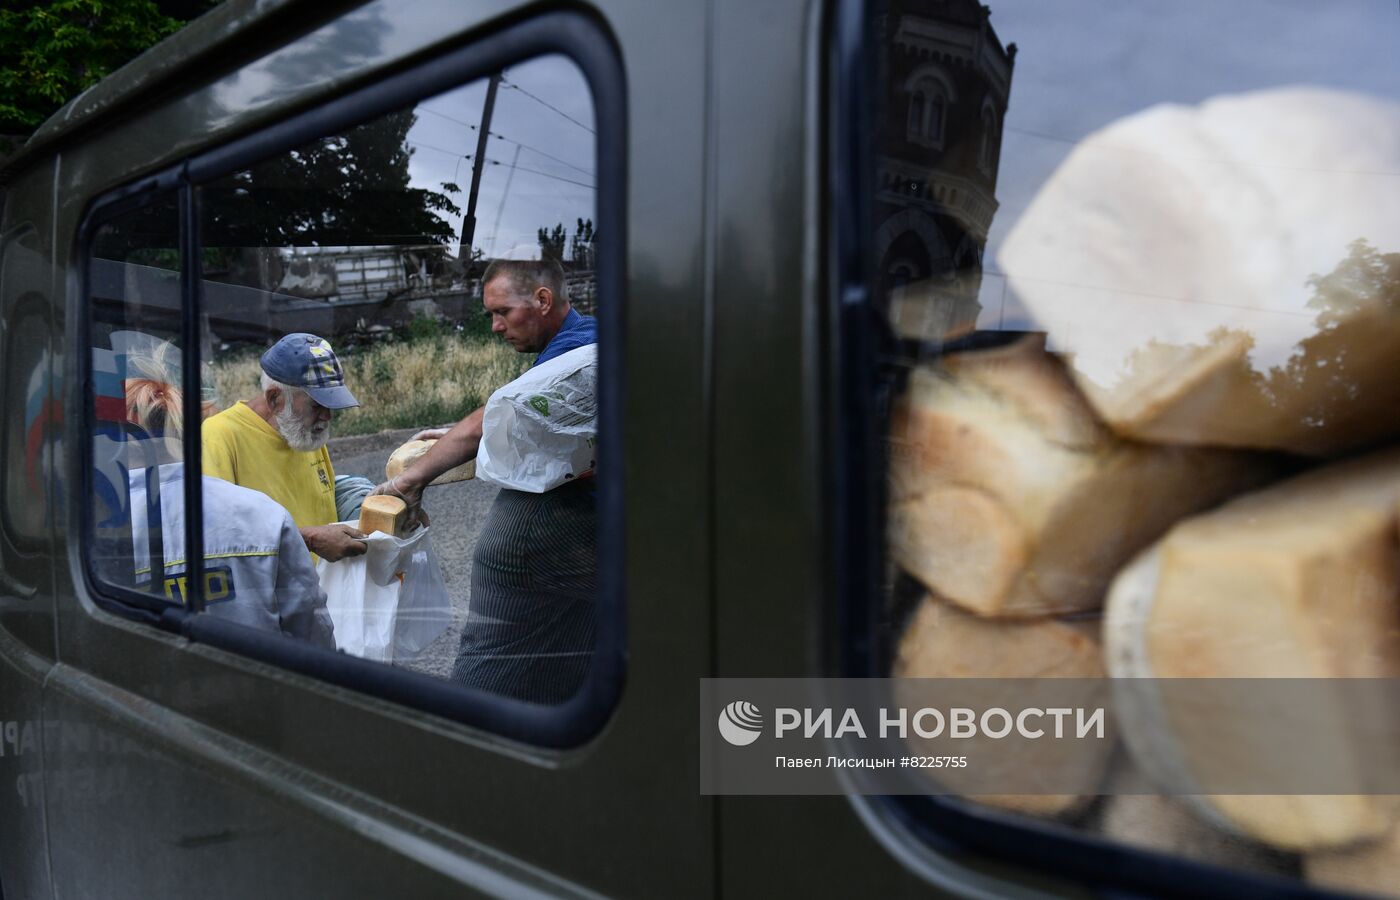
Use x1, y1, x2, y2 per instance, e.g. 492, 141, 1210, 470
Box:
202, 332, 368, 562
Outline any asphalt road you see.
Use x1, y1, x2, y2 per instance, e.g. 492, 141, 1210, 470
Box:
328, 426, 496, 680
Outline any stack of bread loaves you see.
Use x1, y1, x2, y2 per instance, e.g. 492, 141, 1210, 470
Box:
890, 88, 1400, 891
889, 336, 1269, 816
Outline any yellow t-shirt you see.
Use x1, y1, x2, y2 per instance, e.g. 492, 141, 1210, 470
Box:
201, 401, 337, 532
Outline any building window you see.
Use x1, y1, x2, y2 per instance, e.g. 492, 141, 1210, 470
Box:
904, 67, 955, 148
978, 98, 999, 175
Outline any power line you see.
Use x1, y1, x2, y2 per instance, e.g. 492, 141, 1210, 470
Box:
495, 134, 594, 177
1004, 124, 1400, 178
486, 144, 523, 258
487, 157, 594, 190
416, 105, 481, 132
500, 76, 596, 135
406, 138, 466, 159
978, 266, 1316, 319
417, 105, 594, 177
405, 140, 595, 190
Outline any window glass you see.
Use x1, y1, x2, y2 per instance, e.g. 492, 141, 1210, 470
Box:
1, 229, 53, 550
87, 196, 188, 604
195, 54, 600, 702
871, 0, 1400, 890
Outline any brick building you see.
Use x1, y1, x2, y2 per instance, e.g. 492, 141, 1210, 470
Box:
874, 0, 1014, 341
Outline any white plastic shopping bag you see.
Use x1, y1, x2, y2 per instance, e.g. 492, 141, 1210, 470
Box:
476, 343, 597, 493
315, 524, 451, 662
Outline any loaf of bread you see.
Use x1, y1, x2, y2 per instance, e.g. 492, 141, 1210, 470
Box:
1104, 447, 1400, 850
1307, 823, 1400, 897
998, 88, 1400, 456
1091, 764, 1296, 878
894, 596, 1110, 817
888, 337, 1269, 617
386, 439, 474, 485
896, 594, 1103, 679
358, 494, 407, 537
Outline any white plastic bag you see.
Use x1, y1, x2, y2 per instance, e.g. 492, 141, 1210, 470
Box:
315, 524, 451, 662
476, 343, 597, 493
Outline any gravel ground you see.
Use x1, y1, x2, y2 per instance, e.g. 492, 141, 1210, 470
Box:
328, 426, 497, 680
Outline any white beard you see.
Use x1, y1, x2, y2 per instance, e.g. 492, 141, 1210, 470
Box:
275, 399, 330, 452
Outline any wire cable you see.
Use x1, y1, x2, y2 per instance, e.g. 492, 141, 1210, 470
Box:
417, 105, 595, 177
405, 140, 595, 190
1004, 124, 1400, 178
499, 76, 596, 135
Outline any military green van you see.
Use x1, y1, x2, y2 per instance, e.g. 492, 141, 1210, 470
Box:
3, 0, 1398, 896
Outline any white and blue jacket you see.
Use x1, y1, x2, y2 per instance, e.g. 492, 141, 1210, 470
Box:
129, 463, 336, 649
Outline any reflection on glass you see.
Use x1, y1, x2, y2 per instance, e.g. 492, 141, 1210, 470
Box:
1, 231, 55, 548
196, 55, 600, 704
87, 197, 187, 602
999, 89, 1400, 456
876, 0, 1400, 891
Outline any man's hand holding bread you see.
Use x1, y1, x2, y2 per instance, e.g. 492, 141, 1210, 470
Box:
370, 406, 486, 528
300, 523, 368, 561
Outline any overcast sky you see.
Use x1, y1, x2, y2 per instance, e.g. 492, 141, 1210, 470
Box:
404, 54, 596, 261
978, 0, 1400, 331
387, 3, 1400, 297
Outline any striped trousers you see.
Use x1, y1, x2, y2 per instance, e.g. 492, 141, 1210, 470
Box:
451, 480, 597, 704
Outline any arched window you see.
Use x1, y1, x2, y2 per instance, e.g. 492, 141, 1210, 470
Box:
904, 66, 956, 149
978, 97, 1000, 174
907, 92, 925, 137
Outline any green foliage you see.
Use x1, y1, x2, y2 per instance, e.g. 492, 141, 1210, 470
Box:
537, 222, 566, 262
201, 110, 460, 250
128, 246, 181, 271
368, 353, 394, 387
1305, 238, 1400, 323
570, 217, 595, 266
0, 0, 187, 148
212, 328, 532, 437
407, 312, 443, 342
460, 304, 494, 340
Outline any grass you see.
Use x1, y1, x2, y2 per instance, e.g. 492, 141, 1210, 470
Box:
209, 332, 534, 437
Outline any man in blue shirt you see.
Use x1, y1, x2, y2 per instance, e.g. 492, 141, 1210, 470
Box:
373, 257, 598, 702
482, 258, 597, 367
383, 257, 596, 488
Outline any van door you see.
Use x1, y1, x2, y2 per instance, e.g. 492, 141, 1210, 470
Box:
0, 165, 60, 900
38, 2, 717, 896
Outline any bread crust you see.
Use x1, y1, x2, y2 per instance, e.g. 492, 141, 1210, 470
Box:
1104, 448, 1400, 850
890, 337, 1269, 617
386, 439, 475, 485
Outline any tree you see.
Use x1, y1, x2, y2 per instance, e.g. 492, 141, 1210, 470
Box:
0, 0, 198, 154
537, 222, 566, 262
571, 217, 596, 268
1265, 238, 1400, 429
201, 109, 460, 250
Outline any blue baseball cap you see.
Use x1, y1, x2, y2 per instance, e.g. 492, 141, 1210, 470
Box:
260, 333, 359, 409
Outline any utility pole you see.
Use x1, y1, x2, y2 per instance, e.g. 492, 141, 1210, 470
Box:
458, 72, 501, 260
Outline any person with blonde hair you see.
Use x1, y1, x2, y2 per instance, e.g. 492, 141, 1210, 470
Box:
126, 340, 335, 648
124, 339, 215, 456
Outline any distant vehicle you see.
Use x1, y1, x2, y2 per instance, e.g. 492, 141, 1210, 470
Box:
2, 0, 1396, 897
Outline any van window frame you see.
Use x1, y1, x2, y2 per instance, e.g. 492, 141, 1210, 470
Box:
828, 2, 1319, 897
79, 182, 187, 623
75, 10, 626, 749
